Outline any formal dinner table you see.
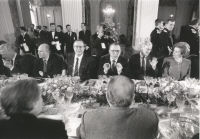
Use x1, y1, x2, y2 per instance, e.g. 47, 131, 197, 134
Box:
0, 75, 199, 139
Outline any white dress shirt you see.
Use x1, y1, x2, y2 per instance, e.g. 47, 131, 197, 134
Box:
140, 52, 146, 69
52, 31, 55, 39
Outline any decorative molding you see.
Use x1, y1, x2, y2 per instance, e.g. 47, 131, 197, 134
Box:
132, 0, 138, 47
16, 0, 24, 26
82, 0, 85, 23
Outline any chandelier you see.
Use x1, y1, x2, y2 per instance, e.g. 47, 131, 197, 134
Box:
103, 5, 115, 16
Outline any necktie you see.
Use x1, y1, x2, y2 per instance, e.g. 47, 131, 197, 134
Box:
142, 57, 146, 75
74, 58, 79, 76
111, 60, 116, 70
43, 60, 47, 73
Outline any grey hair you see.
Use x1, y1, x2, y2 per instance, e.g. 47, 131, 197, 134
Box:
106, 76, 135, 107
0, 79, 40, 116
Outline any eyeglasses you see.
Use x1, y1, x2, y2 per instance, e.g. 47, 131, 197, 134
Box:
110, 50, 120, 53
74, 46, 84, 49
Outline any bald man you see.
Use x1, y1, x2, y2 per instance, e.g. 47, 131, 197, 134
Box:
78, 76, 158, 139
34, 43, 67, 78
128, 40, 158, 79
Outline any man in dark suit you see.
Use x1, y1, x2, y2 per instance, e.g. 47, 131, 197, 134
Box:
160, 19, 176, 57
0, 55, 11, 77
56, 25, 65, 55
180, 19, 199, 55
0, 41, 36, 77
34, 43, 67, 78
34, 25, 42, 38
0, 41, 11, 77
79, 23, 91, 56
91, 24, 112, 57
39, 26, 50, 44
48, 23, 63, 54
150, 19, 164, 58
98, 43, 128, 76
180, 19, 199, 79
64, 24, 77, 59
128, 40, 158, 80
0, 79, 68, 139
156, 19, 175, 76
16, 26, 35, 55
77, 76, 158, 139
66, 40, 91, 81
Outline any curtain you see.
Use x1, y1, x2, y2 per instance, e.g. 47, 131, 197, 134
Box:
61, 0, 83, 33
0, 0, 15, 41
36, 6, 62, 29
134, 0, 159, 51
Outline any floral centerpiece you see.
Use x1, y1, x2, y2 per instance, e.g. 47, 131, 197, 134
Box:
135, 76, 200, 107
40, 76, 80, 105
71, 77, 110, 107
40, 76, 110, 107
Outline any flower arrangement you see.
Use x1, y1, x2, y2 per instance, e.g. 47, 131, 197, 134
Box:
135, 77, 200, 106
71, 77, 110, 106
102, 22, 120, 42
40, 76, 80, 105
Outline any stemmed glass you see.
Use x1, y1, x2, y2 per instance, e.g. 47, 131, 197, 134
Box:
65, 87, 74, 105
175, 94, 185, 111
144, 76, 152, 104
166, 93, 176, 108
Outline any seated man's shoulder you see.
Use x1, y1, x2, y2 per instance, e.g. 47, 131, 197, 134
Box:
135, 107, 158, 121
130, 53, 140, 59
101, 54, 109, 59
22, 54, 36, 60
119, 55, 127, 62
50, 53, 64, 61
99, 54, 109, 62
38, 118, 65, 128
83, 108, 112, 119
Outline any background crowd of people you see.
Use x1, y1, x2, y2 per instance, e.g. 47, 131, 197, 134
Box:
0, 18, 199, 81
0, 19, 199, 139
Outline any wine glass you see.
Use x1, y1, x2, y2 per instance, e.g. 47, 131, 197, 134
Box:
175, 94, 185, 111
144, 76, 151, 104
65, 87, 74, 105
167, 93, 176, 108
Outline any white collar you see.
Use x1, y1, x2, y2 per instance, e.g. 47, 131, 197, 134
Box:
110, 56, 118, 63
75, 54, 83, 60
140, 52, 145, 58
43, 54, 50, 62
12, 53, 17, 62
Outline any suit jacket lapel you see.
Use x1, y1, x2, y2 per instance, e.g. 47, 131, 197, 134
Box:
68, 54, 74, 75
79, 55, 86, 75
46, 54, 53, 73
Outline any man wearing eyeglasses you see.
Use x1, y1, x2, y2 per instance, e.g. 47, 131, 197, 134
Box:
98, 43, 128, 76
66, 40, 91, 81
